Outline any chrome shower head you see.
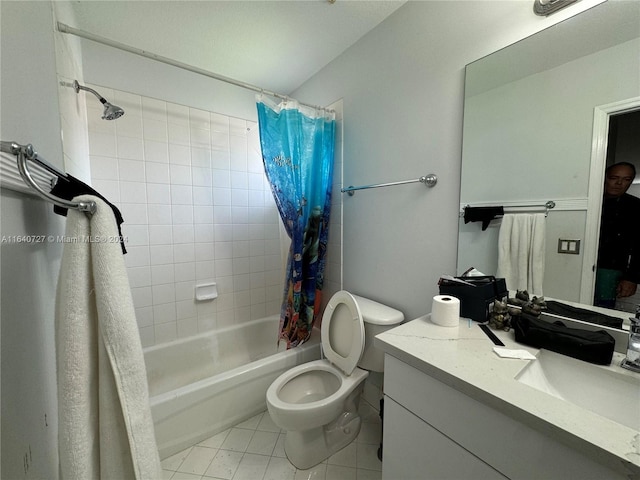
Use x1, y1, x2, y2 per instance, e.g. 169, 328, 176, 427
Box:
101, 101, 125, 121
73, 80, 125, 120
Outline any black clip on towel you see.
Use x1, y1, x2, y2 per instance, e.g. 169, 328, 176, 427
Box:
464, 206, 505, 231
50, 174, 127, 254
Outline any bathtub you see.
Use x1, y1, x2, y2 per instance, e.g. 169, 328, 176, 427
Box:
143, 314, 321, 459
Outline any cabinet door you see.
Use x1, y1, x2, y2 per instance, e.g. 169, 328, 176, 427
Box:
383, 397, 507, 480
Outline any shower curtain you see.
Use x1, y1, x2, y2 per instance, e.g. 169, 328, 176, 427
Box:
256, 96, 335, 348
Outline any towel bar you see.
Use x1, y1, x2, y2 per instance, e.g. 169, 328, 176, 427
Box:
1, 141, 96, 214
342, 174, 437, 196
461, 200, 556, 217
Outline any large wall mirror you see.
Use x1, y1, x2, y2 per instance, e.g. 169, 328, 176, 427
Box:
458, 1, 640, 328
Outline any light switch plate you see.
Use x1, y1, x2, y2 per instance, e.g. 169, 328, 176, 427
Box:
557, 238, 581, 254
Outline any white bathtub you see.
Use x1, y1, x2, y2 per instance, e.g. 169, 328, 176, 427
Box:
144, 315, 321, 459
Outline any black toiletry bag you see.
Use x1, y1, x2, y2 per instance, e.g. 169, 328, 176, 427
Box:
439, 276, 508, 323
511, 314, 615, 365
543, 300, 623, 329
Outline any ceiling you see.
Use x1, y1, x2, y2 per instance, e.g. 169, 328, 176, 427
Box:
70, 1, 407, 95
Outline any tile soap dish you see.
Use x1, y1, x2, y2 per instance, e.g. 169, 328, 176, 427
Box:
195, 282, 218, 301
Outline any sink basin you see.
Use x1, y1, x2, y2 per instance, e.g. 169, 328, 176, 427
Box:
516, 350, 640, 430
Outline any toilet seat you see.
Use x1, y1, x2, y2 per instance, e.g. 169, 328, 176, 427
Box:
266, 359, 368, 430
321, 291, 365, 376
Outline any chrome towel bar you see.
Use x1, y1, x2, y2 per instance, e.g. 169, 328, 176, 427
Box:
341, 174, 437, 196
0, 141, 96, 214
461, 201, 556, 217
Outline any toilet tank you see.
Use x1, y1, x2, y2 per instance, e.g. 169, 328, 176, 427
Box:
352, 294, 404, 372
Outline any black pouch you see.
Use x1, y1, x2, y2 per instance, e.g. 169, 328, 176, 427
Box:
511, 314, 615, 365
439, 276, 508, 322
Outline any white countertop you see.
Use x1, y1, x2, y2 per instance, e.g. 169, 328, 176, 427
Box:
375, 315, 640, 475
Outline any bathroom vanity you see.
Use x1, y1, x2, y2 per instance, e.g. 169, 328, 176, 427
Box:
375, 316, 640, 480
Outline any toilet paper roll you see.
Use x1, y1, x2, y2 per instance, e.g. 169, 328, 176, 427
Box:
431, 295, 460, 327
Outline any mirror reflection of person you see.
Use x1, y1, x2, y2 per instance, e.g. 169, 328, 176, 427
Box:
594, 162, 640, 308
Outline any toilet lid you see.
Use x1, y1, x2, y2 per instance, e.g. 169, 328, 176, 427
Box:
321, 291, 365, 376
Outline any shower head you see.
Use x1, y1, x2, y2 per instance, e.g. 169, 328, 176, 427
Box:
73, 80, 125, 120
101, 101, 125, 121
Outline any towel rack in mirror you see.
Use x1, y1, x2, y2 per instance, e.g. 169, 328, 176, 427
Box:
461, 200, 556, 217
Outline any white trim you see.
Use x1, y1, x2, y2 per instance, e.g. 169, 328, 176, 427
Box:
580, 96, 640, 303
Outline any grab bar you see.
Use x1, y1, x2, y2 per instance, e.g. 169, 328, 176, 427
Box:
1, 141, 96, 214
341, 174, 437, 196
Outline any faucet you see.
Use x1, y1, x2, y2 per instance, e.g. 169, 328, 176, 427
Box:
621, 306, 640, 373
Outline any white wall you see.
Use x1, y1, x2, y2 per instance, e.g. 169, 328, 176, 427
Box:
292, 1, 600, 320
53, 1, 92, 183
1, 3, 64, 478
1, 2, 91, 477
461, 38, 640, 204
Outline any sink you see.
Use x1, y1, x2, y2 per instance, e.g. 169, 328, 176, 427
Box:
515, 349, 640, 431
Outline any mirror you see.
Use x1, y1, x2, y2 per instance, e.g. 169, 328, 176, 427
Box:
458, 1, 640, 328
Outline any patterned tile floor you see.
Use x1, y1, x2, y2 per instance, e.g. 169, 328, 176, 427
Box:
160, 399, 383, 480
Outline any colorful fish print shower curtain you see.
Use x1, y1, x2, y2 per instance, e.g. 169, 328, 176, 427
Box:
256, 96, 335, 348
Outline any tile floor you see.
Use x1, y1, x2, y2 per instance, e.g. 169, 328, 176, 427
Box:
160, 399, 383, 480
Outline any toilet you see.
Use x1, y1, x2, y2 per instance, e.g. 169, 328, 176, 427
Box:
266, 290, 404, 469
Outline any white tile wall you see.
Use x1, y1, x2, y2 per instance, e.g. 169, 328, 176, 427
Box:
87, 88, 344, 347
88, 87, 287, 347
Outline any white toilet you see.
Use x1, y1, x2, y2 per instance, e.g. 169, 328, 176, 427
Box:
266, 290, 404, 469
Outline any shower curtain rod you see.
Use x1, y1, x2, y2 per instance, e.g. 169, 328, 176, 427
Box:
56, 22, 333, 113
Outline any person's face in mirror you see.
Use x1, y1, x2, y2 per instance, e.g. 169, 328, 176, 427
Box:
604, 164, 635, 199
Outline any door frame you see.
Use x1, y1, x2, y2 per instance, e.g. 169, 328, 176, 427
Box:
580, 96, 640, 303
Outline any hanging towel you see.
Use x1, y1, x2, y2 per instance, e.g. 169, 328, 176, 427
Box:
464, 206, 504, 231
56, 195, 161, 480
496, 213, 546, 296
50, 174, 127, 254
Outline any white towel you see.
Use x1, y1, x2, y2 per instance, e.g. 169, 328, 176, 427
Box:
56, 195, 161, 480
496, 213, 546, 296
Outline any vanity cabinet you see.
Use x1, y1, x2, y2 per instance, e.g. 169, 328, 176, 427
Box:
382, 354, 625, 480
383, 396, 506, 479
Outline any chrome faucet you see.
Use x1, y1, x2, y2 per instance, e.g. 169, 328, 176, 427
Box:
621, 306, 640, 373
